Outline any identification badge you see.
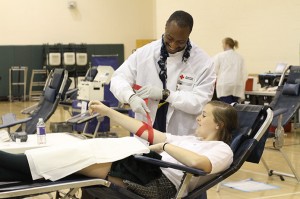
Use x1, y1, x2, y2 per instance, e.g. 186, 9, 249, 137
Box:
176, 73, 194, 91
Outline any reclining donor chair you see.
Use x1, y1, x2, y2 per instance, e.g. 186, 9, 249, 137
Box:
0, 68, 71, 136
261, 65, 300, 182
0, 103, 273, 199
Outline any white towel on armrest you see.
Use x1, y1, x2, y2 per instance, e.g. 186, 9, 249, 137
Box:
25, 137, 150, 181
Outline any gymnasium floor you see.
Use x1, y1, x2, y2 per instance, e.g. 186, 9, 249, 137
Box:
0, 101, 299, 199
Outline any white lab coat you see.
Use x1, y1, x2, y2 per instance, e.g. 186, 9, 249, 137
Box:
110, 39, 216, 136
214, 49, 247, 99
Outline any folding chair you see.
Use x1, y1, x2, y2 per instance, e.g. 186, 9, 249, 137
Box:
45, 43, 63, 70
261, 65, 300, 182
0, 69, 71, 135
63, 43, 89, 89
0, 103, 272, 199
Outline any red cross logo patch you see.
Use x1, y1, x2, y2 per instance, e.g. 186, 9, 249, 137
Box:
180, 74, 184, 79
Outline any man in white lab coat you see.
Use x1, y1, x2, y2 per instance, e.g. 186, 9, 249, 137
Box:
110, 10, 215, 136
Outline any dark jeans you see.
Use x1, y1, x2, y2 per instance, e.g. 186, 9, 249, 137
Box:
0, 150, 32, 181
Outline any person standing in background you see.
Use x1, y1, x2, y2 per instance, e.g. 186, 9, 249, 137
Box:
110, 11, 215, 136
214, 37, 247, 104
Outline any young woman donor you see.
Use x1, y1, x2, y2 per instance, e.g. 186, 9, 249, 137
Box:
0, 101, 237, 199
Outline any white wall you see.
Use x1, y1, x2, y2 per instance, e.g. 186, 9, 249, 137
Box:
0, 0, 156, 58
2, 0, 300, 73
155, 0, 300, 74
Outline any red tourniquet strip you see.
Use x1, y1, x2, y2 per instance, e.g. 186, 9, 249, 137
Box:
132, 84, 154, 144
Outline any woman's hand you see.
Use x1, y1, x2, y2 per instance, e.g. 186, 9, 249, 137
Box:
88, 100, 110, 116
148, 143, 164, 153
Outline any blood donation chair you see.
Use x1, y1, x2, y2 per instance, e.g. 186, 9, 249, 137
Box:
261, 65, 300, 182
0, 68, 71, 136
0, 103, 273, 199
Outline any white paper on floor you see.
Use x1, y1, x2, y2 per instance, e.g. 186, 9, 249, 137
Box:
223, 178, 279, 192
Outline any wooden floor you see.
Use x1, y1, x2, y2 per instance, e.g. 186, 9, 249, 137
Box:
0, 101, 299, 199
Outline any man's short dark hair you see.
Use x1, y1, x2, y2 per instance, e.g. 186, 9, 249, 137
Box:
166, 10, 194, 32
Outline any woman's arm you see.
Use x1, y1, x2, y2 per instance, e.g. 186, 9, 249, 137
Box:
149, 143, 212, 173
89, 101, 167, 144
89, 101, 212, 172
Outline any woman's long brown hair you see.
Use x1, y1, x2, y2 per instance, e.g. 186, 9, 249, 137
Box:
208, 101, 238, 145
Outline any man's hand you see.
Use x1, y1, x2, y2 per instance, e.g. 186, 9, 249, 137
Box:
129, 94, 150, 116
136, 85, 163, 101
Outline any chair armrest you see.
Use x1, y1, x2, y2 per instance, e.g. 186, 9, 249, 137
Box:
133, 155, 207, 176
0, 113, 32, 129
273, 108, 288, 117
67, 111, 100, 124
61, 88, 78, 102
21, 103, 39, 115
66, 88, 78, 96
